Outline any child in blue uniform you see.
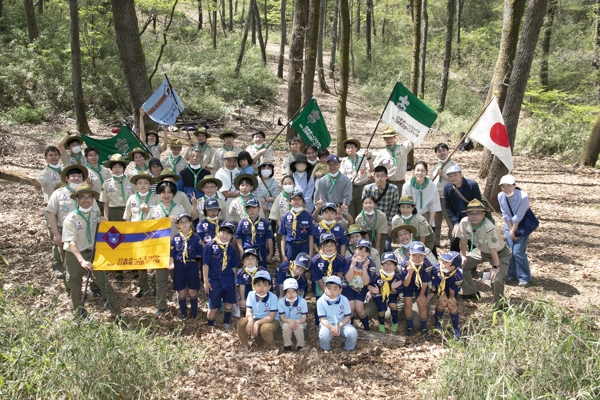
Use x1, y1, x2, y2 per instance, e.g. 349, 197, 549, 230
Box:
399, 241, 434, 339
313, 201, 349, 255
196, 197, 223, 246
367, 252, 403, 333
236, 248, 267, 313
275, 252, 310, 298
235, 198, 274, 268
169, 213, 203, 319
237, 270, 280, 351
278, 190, 316, 262
344, 239, 376, 331
430, 251, 463, 339
278, 278, 308, 352
311, 233, 346, 324
202, 221, 239, 329
317, 275, 357, 352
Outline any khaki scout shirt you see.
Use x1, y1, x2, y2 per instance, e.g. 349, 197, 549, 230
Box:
86, 164, 111, 195
392, 213, 432, 238
373, 139, 413, 182
62, 209, 101, 253
161, 154, 189, 174
146, 202, 186, 235
457, 217, 505, 254
99, 176, 135, 208
36, 165, 63, 204
45, 187, 100, 227
124, 192, 160, 222
195, 195, 229, 221
341, 153, 371, 185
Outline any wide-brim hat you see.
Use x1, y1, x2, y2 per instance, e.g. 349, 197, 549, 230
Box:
61, 164, 88, 183
104, 154, 128, 169
156, 168, 180, 182
128, 147, 150, 160
64, 134, 84, 149
130, 171, 155, 185
197, 175, 223, 191
169, 138, 183, 148
346, 224, 368, 236
290, 154, 309, 173
341, 138, 361, 151
462, 199, 488, 213
195, 126, 211, 138
390, 224, 418, 242
233, 173, 258, 191
382, 127, 397, 138
398, 195, 416, 206
219, 128, 238, 139
69, 183, 99, 200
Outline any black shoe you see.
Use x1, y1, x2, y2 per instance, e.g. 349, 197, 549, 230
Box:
132, 272, 139, 279
135, 289, 150, 298
296, 346, 304, 351
406, 328, 415, 337
421, 330, 432, 341
460, 291, 481, 301
283, 346, 293, 352
91, 289, 101, 298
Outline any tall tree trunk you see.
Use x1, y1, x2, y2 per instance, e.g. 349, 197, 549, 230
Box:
212, 0, 217, 49
303, 0, 321, 103
110, 0, 153, 128
251, 2, 256, 44
407, 0, 422, 169
456, 0, 463, 67
337, 0, 350, 155
539, 0, 557, 89
251, 0, 266, 64
438, 0, 454, 111
1, 0, 3, 19
37, 0, 43, 14
23, 0, 38, 42
68, 0, 91, 134
366, 0, 372, 61
381, 1, 388, 38
277, 0, 287, 79
317, 0, 331, 93
484, 0, 549, 209
229, 0, 233, 31
418, 0, 428, 99
287, 0, 309, 139
356, 0, 360, 35
220, 0, 226, 31
235, 0, 254, 74
264, 0, 268, 46
479, 0, 526, 179
198, 0, 203, 30
576, 114, 600, 166
329, 0, 339, 79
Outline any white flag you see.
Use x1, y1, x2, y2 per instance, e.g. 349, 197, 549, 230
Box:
141, 77, 184, 126
468, 98, 513, 171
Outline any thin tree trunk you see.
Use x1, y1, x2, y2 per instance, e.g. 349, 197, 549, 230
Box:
1, 0, 3, 19
329, 0, 339, 79
438, 0, 454, 111
251, 0, 266, 64
407, 0, 422, 169
356, 0, 360, 35
229, 0, 233, 31
539, 0, 557, 89
337, 0, 350, 156
23, 0, 39, 42
37, 0, 42, 14
235, 0, 254, 74
484, 0, 549, 209
317, 0, 331, 93
68, 0, 91, 134
251, 2, 256, 44
287, 0, 309, 139
241, 0, 245, 21
212, 0, 217, 49
264, 0, 268, 46
371, 4, 376, 36
576, 113, 600, 166
366, 0, 372, 61
220, 0, 226, 31
198, 0, 203, 30
303, 0, 321, 103
419, 0, 428, 99
277, 0, 287, 79
595, 0, 600, 101
456, 0, 463, 67
381, 2, 387, 37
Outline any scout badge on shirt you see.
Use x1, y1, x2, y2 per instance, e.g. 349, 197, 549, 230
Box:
383, 159, 390, 165
243, 221, 249, 226
132, 201, 137, 207
126, 184, 132, 189
76, 221, 83, 230
61, 193, 68, 201
51, 173, 58, 181
108, 185, 114, 192
202, 223, 208, 229
61, 205, 69, 213
279, 200, 285, 208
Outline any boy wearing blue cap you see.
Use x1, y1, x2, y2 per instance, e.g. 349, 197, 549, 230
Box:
238, 270, 280, 350
367, 252, 403, 333
169, 213, 203, 319
311, 234, 346, 316
235, 198, 274, 268
278, 190, 316, 262
196, 197, 223, 246
203, 221, 240, 329
343, 239, 376, 331
317, 275, 357, 352
278, 278, 308, 352
236, 248, 267, 313
312, 201, 349, 255
431, 251, 463, 339
276, 252, 310, 298
400, 241, 434, 338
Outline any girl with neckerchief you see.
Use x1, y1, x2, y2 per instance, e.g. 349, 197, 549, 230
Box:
354, 195, 388, 255
344, 224, 382, 271
139, 109, 169, 159
125, 147, 150, 178
343, 239, 376, 331
246, 130, 275, 174
391, 195, 432, 245
84, 146, 111, 204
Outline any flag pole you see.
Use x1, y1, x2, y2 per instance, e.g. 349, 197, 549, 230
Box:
80, 222, 101, 316
164, 73, 192, 142
266, 95, 316, 150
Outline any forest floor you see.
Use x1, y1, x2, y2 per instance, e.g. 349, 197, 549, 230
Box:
1, 41, 600, 399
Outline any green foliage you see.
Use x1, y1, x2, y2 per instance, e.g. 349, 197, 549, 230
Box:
428, 301, 600, 399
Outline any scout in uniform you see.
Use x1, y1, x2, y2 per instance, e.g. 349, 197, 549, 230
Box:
84, 146, 111, 199
235, 198, 274, 268
373, 127, 414, 191
311, 233, 346, 324
155, 168, 192, 214
278, 278, 308, 352
209, 128, 243, 172
343, 239, 376, 331
100, 154, 135, 221
312, 201, 349, 255
161, 138, 188, 174
431, 143, 458, 247
278, 190, 316, 263
184, 127, 216, 171
214, 151, 240, 205
191, 175, 229, 222
392, 195, 433, 245
282, 136, 302, 175
246, 130, 275, 174
367, 252, 403, 333
345, 224, 381, 271
196, 197, 224, 246
269, 175, 294, 258
176, 148, 211, 201
354, 195, 388, 255
237, 270, 280, 351
125, 147, 150, 178
228, 173, 266, 225
235, 248, 267, 314
58, 132, 85, 166
275, 252, 310, 298
340, 138, 373, 219
399, 241, 433, 339
391, 223, 437, 266
457, 199, 512, 306
430, 251, 463, 339
62, 184, 122, 319
148, 158, 164, 194
317, 275, 358, 352
169, 213, 203, 320
139, 109, 169, 159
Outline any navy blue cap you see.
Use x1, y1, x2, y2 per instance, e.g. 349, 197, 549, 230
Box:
409, 241, 426, 255
205, 197, 220, 210
319, 232, 337, 244
440, 251, 462, 269
326, 155, 340, 163
176, 213, 192, 223
245, 198, 259, 208
294, 252, 310, 270
322, 202, 337, 212
356, 239, 372, 249
242, 248, 258, 259
381, 252, 398, 264
290, 189, 305, 199
220, 221, 235, 233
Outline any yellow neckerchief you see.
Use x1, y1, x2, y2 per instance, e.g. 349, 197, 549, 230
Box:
291, 209, 303, 238
243, 266, 258, 287
249, 215, 260, 244
179, 229, 193, 263
319, 219, 336, 233
379, 270, 395, 301
438, 268, 457, 296
411, 261, 423, 289
216, 240, 228, 270
288, 261, 296, 278
207, 218, 220, 237
319, 251, 337, 277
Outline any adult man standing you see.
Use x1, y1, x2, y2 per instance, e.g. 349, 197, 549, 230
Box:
215, 151, 241, 206
362, 165, 399, 242
314, 155, 352, 207
373, 127, 413, 192
340, 138, 373, 219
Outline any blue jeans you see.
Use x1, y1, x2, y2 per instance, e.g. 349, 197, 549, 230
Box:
319, 324, 358, 351
504, 226, 531, 283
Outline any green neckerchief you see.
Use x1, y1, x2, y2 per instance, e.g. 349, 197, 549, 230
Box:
410, 177, 430, 210
71, 152, 84, 165
222, 145, 234, 152
281, 192, 291, 210
385, 144, 398, 166
253, 144, 266, 164
360, 210, 378, 243
195, 142, 208, 160
187, 165, 203, 193
399, 246, 409, 259
113, 176, 127, 203
169, 154, 183, 168
327, 173, 340, 195
469, 220, 486, 252
86, 163, 105, 186
135, 191, 152, 220
401, 214, 414, 224
64, 185, 74, 194
135, 164, 148, 172
47, 164, 62, 174
160, 201, 177, 217
238, 193, 254, 218
348, 155, 360, 172
74, 206, 92, 245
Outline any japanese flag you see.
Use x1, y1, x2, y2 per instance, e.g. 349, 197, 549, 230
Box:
468, 98, 513, 171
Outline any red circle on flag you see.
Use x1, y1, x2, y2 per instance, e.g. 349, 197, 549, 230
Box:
490, 123, 509, 148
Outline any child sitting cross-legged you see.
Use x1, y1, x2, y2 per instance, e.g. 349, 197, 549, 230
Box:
317, 275, 358, 352
278, 278, 308, 352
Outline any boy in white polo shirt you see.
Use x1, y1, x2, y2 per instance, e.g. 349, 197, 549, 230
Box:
316, 275, 358, 352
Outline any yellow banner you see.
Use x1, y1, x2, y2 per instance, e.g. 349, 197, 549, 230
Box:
93, 219, 171, 271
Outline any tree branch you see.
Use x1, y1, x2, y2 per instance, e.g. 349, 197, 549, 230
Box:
148, 0, 179, 86
139, 12, 155, 37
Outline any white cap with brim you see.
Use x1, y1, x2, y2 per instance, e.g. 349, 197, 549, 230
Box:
499, 174, 516, 185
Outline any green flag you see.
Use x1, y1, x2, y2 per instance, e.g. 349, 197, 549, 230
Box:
291, 98, 331, 150
81, 126, 145, 165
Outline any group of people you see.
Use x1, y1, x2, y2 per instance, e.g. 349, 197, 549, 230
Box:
28, 123, 534, 352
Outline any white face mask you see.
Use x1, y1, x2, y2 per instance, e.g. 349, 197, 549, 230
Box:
49, 163, 61, 168
506, 192, 514, 198
71, 146, 81, 154
411, 261, 423, 267
113, 174, 124, 178
402, 213, 413, 218
148, 141, 156, 146
189, 163, 202, 169
217, 238, 230, 246
283, 184, 294, 193
329, 171, 339, 177
324, 252, 337, 259
438, 157, 449, 163
255, 292, 268, 299
207, 216, 218, 221
323, 219, 336, 225
245, 266, 257, 273
260, 170, 272, 178
364, 210, 375, 216
381, 269, 396, 277
292, 206, 304, 213
401, 242, 411, 249
441, 268, 451, 274
355, 256, 367, 263
286, 296, 298, 303
78, 206, 92, 213
138, 191, 149, 196
69, 182, 82, 190
307, 158, 318, 165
